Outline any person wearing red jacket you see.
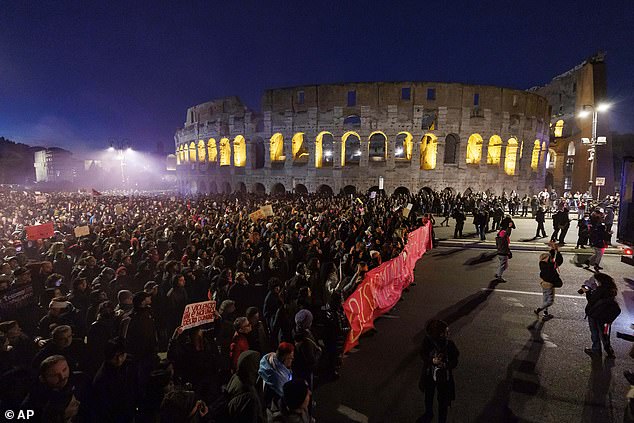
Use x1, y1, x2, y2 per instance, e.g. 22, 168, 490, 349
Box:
230, 316, 252, 371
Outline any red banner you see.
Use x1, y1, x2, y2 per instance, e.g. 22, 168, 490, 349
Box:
343, 223, 432, 352
26, 222, 55, 240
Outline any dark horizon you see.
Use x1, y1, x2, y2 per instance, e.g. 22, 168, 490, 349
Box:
1, 0, 633, 153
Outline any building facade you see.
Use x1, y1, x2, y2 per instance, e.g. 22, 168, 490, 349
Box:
531, 52, 615, 197
34, 148, 77, 183
175, 83, 551, 196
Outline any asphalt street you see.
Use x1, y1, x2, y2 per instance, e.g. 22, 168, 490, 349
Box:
315, 228, 633, 423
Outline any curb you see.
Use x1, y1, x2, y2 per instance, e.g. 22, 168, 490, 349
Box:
436, 239, 624, 255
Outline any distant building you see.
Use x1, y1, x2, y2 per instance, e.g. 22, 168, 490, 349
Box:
34, 148, 78, 183
530, 52, 615, 197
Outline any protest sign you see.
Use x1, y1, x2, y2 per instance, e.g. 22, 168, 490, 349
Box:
403, 203, 413, 217
181, 300, 216, 330
74, 226, 90, 237
249, 209, 265, 222
370, 191, 377, 199
35, 195, 47, 204
26, 222, 54, 240
260, 204, 274, 217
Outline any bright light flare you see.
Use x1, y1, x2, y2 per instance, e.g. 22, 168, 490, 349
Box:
578, 110, 591, 118
107, 146, 115, 152
597, 103, 610, 112
395, 147, 404, 156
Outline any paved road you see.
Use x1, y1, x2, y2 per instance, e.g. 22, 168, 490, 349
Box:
315, 247, 634, 423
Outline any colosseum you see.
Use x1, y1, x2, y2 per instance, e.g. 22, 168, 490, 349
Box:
175, 82, 551, 196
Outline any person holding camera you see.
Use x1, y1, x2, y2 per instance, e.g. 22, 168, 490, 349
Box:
419, 319, 459, 423
581, 273, 620, 358
533, 241, 563, 321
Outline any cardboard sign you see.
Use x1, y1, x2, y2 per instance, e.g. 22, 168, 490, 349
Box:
403, 203, 413, 218
74, 226, 90, 237
181, 300, 216, 330
115, 204, 124, 215
595, 177, 606, 187
370, 191, 377, 199
260, 204, 274, 217
26, 222, 54, 240
170, 196, 176, 202
249, 209, 265, 222
35, 195, 47, 204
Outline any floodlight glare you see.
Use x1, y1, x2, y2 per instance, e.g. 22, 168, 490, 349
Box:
578, 110, 591, 118
596, 103, 610, 112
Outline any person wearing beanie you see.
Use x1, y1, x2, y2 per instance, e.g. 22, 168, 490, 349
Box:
292, 309, 321, 389
271, 379, 311, 423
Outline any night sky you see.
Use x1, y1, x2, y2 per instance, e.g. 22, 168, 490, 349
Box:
1, 0, 632, 153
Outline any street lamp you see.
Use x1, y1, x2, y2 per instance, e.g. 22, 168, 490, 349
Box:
107, 139, 131, 185
578, 103, 610, 199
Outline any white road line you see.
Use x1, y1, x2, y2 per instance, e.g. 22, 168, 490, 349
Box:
481, 288, 581, 299
337, 405, 369, 423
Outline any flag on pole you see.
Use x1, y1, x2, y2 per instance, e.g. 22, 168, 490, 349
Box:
91, 189, 102, 196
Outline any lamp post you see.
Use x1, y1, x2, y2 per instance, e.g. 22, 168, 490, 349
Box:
108, 139, 131, 186
578, 103, 610, 200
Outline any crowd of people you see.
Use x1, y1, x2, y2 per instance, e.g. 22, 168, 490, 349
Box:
0, 188, 429, 422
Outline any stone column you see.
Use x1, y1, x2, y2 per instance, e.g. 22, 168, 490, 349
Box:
334, 133, 342, 169
264, 135, 271, 169
411, 136, 421, 170
306, 132, 316, 168
386, 132, 396, 170
360, 135, 369, 168
245, 138, 254, 169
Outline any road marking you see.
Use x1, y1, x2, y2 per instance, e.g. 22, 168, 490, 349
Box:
481, 288, 581, 299
337, 405, 369, 423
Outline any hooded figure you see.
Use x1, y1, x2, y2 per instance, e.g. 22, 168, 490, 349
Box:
227, 350, 265, 422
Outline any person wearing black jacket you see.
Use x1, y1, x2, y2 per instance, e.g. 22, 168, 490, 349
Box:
535, 207, 547, 239
582, 273, 618, 358
419, 319, 459, 423
534, 242, 563, 320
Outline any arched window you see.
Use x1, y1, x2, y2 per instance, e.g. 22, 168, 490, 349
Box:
270, 133, 285, 162
292, 133, 308, 163
343, 115, 361, 128
342, 131, 361, 166
567, 141, 576, 156
554, 120, 564, 138
188, 142, 196, 162
315, 131, 334, 168
487, 135, 502, 165
368, 132, 387, 161
176, 146, 181, 165
219, 138, 231, 166
233, 135, 246, 167
546, 148, 556, 169
466, 134, 483, 164
395, 132, 413, 160
420, 134, 438, 170
197, 140, 206, 163
530, 140, 541, 171
444, 134, 459, 164
504, 138, 519, 176
207, 139, 218, 163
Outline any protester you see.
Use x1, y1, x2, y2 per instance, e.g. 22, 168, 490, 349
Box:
582, 273, 619, 358
419, 319, 459, 423
495, 224, 513, 282
534, 241, 563, 321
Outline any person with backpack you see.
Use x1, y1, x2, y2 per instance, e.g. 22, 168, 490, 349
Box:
582, 273, 620, 358
533, 241, 563, 321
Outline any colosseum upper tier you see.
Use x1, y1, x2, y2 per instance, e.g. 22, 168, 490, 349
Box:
175, 82, 551, 196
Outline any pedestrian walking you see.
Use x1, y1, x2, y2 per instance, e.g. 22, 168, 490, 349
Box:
581, 273, 620, 358
585, 211, 608, 272
494, 223, 512, 282
452, 207, 466, 239
419, 319, 459, 423
533, 241, 563, 321
575, 213, 590, 249
535, 207, 547, 238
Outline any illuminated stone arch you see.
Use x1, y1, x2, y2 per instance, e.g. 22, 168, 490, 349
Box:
207, 139, 218, 163
270, 133, 285, 162
504, 138, 519, 176
466, 134, 483, 164
368, 131, 387, 161
315, 131, 334, 168
342, 131, 361, 166
420, 133, 438, 170
197, 140, 206, 162
531, 140, 541, 171
487, 135, 502, 165
546, 148, 556, 169
233, 135, 246, 167
554, 119, 564, 138
219, 138, 231, 166
444, 134, 459, 164
292, 133, 308, 163
395, 132, 413, 160
176, 145, 182, 164
236, 182, 247, 193
188, 142, 196, 162
567, 141, 576, 156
